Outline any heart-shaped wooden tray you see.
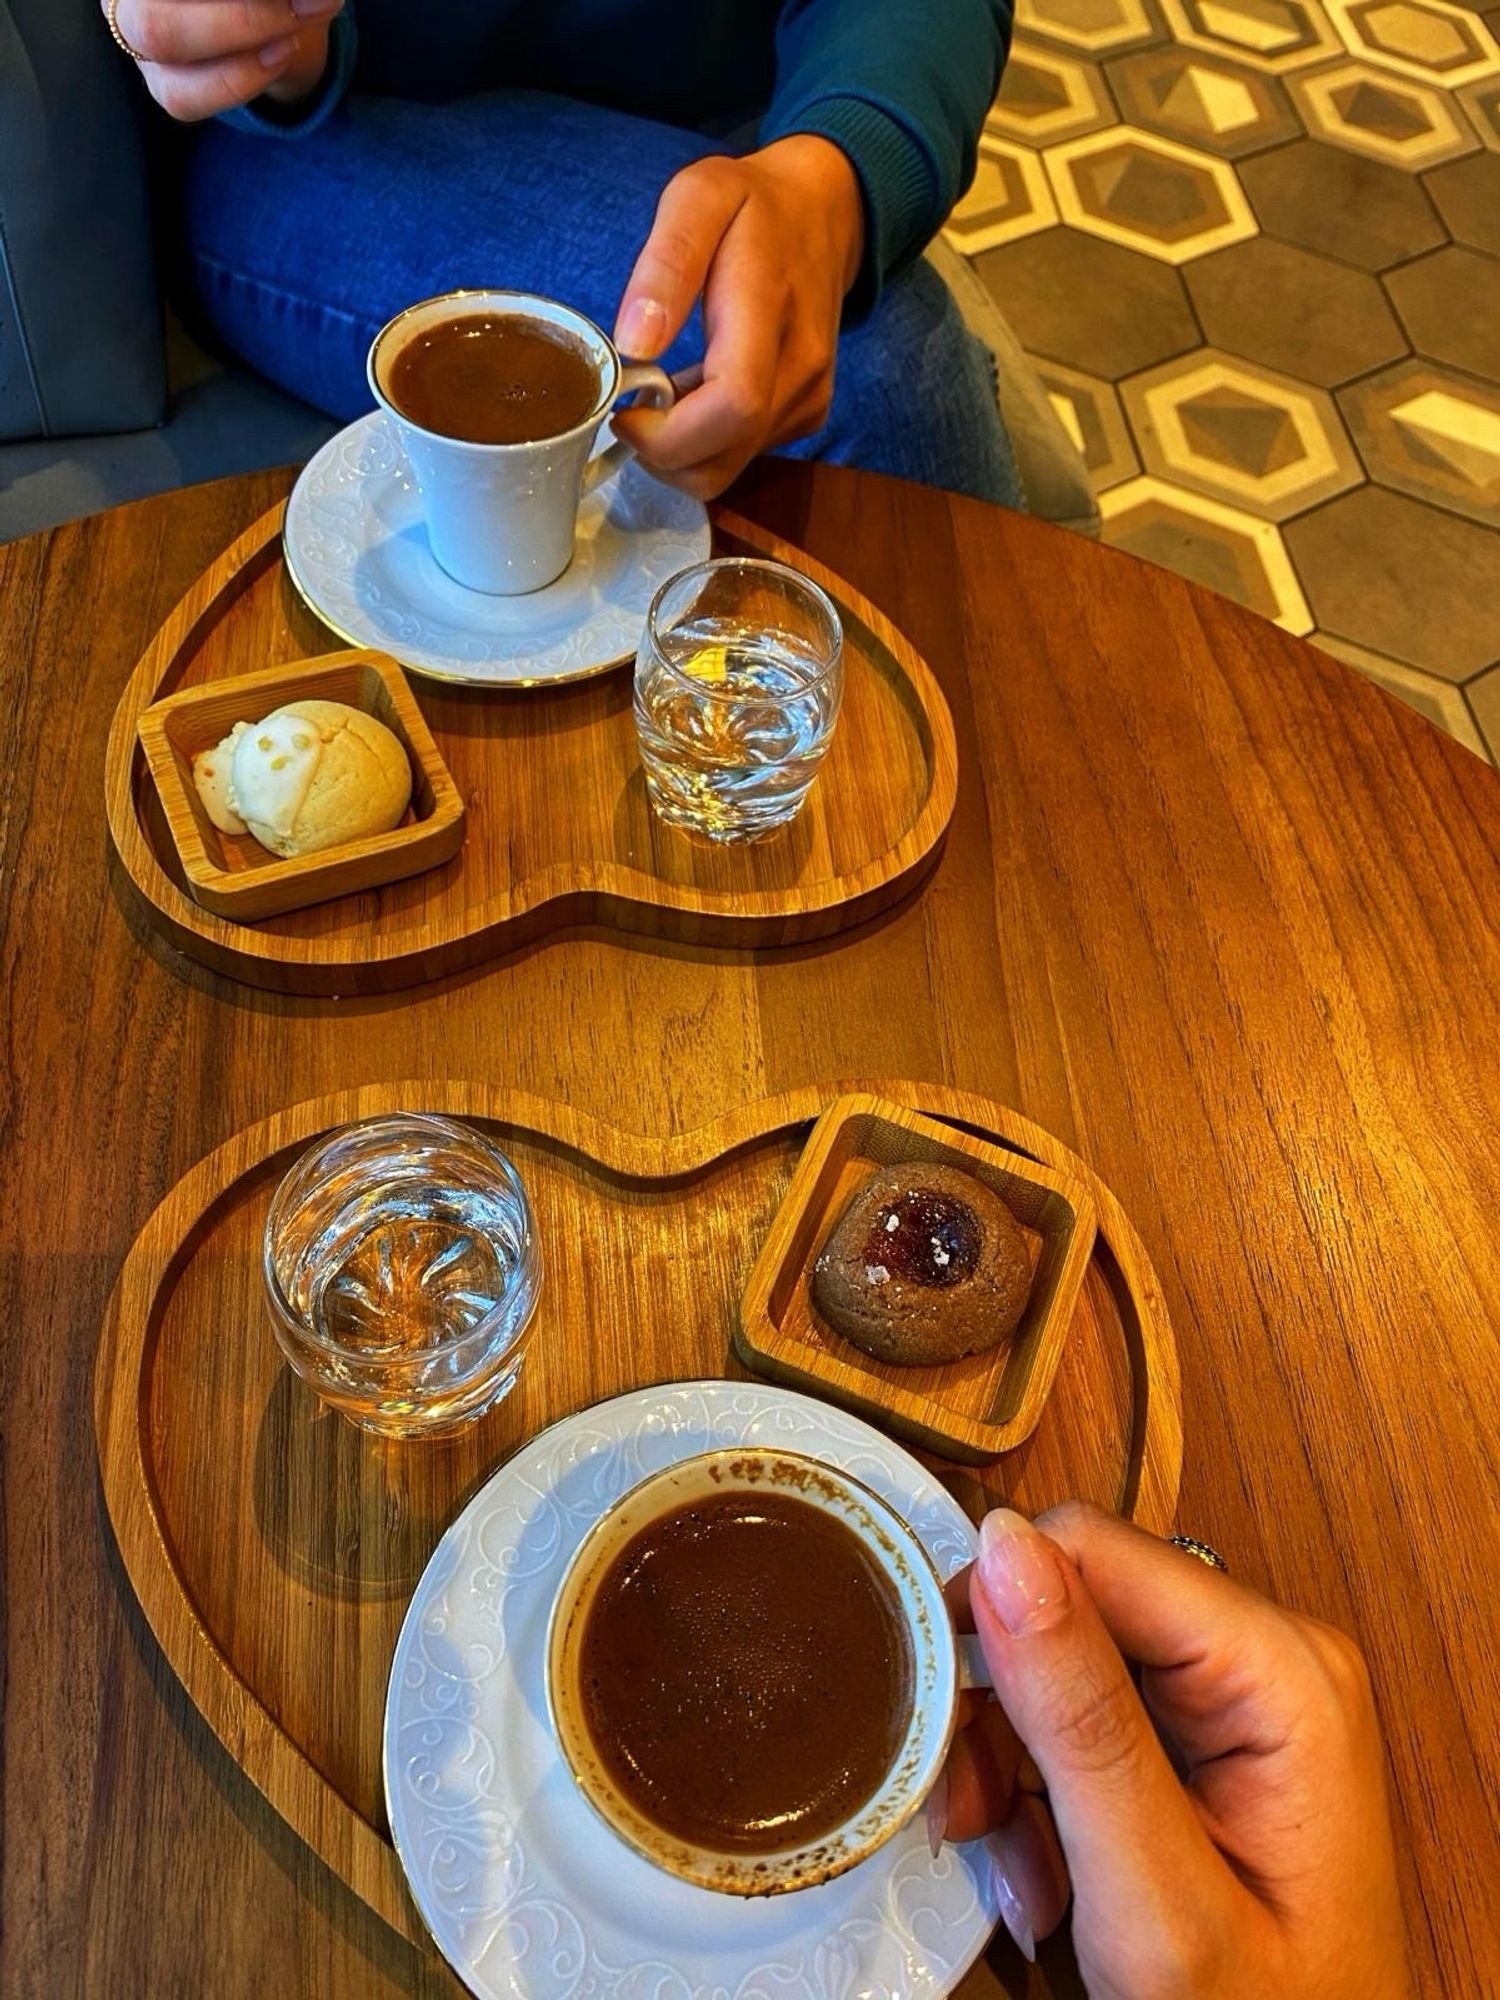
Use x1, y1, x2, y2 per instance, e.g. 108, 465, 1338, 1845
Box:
104, 505, 957, 994
94, 1080, 1181, 1948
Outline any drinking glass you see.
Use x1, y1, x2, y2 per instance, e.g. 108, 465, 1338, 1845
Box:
633, 557, 844, 842
263, 1112, 541, 1437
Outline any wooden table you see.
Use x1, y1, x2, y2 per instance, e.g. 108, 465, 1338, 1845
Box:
2, 461, 1495, 1999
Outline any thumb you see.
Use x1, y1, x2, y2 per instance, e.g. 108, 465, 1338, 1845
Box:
971, 1509, 1224, 1937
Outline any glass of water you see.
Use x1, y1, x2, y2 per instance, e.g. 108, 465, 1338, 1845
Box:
263, 1112, 541, 1438
634, 557, 844, 842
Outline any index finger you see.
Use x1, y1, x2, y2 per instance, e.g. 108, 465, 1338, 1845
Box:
616, 208, 786, 476
615, 161, 744, 359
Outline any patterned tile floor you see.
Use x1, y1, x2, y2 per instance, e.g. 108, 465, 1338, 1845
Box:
945, 0, 1500, 759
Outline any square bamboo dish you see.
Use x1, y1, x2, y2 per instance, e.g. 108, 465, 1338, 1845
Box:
137, 650, 464, 921
736, 1094, 1099, 1460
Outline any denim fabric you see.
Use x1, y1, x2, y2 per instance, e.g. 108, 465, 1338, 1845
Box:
220, 0, 1016, 320
182, 90, 1022, 507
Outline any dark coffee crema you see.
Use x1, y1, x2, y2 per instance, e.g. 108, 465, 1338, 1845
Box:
862, 1189, 983, 1289
386, 312, 601, 444
579, 1490, 913, 1853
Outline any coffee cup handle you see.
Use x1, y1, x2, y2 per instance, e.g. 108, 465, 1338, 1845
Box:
958, 1634, 995, 1692
582, 362, 679, 496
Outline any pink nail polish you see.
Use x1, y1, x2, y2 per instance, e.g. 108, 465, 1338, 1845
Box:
976, 1509, 1070, 1639
988, 1840, 1037, 1962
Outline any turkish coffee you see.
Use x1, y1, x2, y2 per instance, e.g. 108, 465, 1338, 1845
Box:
578, 1489, 915, 1854
386, 312, 601, 445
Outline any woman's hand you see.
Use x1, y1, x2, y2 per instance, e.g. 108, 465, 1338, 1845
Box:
102, 0, 343, 121
934, 1503, 1411, 2000
611, 134, 864, 500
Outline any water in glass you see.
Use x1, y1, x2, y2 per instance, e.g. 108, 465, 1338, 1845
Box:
634, 560, 843, 843
265, 1114, 541, 1435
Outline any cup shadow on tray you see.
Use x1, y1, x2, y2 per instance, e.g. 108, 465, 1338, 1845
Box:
252, 1363, 497, 1602
427, 667, 631, 744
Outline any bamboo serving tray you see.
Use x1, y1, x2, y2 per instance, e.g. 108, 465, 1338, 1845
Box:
104, 503, 958, 994
95, 1078, 1181, 1949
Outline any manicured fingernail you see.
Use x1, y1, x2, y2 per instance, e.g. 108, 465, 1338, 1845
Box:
259, 33, 300, 63
988, 1841, 1037, 1963
615, 297, 667, 357
924, 1767, 948, 1859
976, 1509, 1070, 1639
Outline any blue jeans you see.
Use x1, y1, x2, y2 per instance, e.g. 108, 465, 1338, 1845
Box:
180, 90, 1022, 507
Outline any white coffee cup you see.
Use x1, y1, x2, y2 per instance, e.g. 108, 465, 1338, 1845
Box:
367, 289, 676, 596
546, 1447, 988, 1896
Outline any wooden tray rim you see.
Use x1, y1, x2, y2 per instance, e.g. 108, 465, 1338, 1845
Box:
94, 1077, 1182, 1947
104, 503, 960, 981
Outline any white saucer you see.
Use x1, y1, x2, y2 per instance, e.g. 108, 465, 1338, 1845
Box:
384, 1381, 1000, 2000
283, 412, 711, 688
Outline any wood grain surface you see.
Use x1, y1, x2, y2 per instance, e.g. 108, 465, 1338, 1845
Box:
93, 1078, 1175, 1949
3, 458, 1498, 2000
106, 506, 958, 988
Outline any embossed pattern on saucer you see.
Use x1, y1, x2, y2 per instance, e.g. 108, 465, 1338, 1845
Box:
384, 1380, 1000, 2000
284, 412, 711, 688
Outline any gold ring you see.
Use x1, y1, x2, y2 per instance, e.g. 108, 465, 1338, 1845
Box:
105, 0, 151, 63
1169, 1533, 1229, 1572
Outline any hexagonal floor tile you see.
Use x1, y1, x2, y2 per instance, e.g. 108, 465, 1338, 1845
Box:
1032, 359, 1144, 487
1186, 238, 1408, 385
974, 228, 1201, 375
1045, 128, 1258, 259
1467, 666, 1500, 759
1122, 350, 1363, 517
1385, 245, 1500, 377
1310, 634, 1493, 754
1017, 0, 1167, 52
1107, 45, 1303, 154
943, 137, 1058, 254
1424, 147, 1500, 246
1456, 72, 1500, 144
1291, 57, 1483, 163
1339, 359, 1500, 523
1100, 477, 1314, 627
1159, 0, 1343, 71
1283, 486, 1500, 676
1326, 0, 1500, 79
986, 41, 1119, 146
1238, 138, 1448, 267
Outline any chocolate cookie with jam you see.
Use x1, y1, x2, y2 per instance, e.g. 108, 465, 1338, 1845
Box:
813, 1162, 1033, 1366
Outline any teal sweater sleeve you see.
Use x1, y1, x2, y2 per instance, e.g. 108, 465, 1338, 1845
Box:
221, 11, 358, 138
761, 0, 1013, 318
